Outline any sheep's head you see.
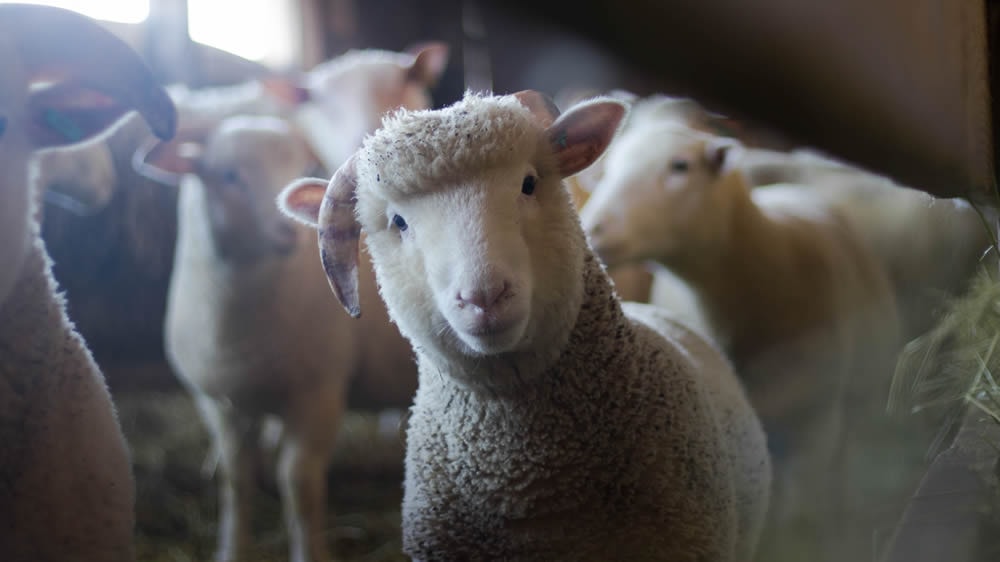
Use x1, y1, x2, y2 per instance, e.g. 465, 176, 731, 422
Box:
280, 91, 625, 371
138, 115, 316, 263
0, 3, 175, 305
579, 123, 744, 271
296, 43, 450, 171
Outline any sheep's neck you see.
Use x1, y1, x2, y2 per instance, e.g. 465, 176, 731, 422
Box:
418, 251, 628, 399
668, 186, 837, 368
0, 239, 103, 478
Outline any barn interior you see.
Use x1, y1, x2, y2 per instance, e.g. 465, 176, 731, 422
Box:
4, 1, 1000, 561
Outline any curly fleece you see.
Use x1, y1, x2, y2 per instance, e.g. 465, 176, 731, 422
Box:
347, 92, 770, 561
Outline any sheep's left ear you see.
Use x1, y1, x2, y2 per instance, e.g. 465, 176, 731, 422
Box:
546, 99, 627, 178
278, 177, 328, 227
704, 137, 741, 175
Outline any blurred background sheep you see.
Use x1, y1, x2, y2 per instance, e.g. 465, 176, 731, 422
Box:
4, 0, 997, 561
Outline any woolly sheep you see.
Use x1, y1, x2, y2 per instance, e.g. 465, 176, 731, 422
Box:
30, 43, 449, 372
568, 93, 717, 334
136, 48, 448, 561
279, 91, 771, 562
737, 147, 993, 340
0, 4, 176, 561
578, 120, 901, 562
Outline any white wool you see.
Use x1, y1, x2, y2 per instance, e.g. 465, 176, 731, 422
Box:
328, 92, 770, 561
0, 5, 175, 560
580, 119, 902, 562
163, 78, 433, 561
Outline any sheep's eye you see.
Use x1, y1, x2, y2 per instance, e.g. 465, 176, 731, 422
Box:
222, 169, 241, 185
392, 214, 408, 232
0, 116, 7, 138
521, 175, 536, 195
670, 159, 690, 173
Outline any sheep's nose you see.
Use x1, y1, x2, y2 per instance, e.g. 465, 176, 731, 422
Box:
589, 222, 605, 237
457, 281, 510, 312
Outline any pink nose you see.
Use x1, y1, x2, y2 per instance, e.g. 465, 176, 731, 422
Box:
458, 281, 510, 312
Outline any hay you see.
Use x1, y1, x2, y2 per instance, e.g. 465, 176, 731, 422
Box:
117, 390, 407, 562
890, 268, 1000, 441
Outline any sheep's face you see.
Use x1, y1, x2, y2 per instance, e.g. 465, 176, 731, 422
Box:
580, 124, 741, 269
279, 91, 626, 378
302, 44, 449, 169
194, 117, 314, 263
0, 5, 175, 306
361, 160, 583, 359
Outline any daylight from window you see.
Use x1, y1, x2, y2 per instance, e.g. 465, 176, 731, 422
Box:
189, 0, 298, 67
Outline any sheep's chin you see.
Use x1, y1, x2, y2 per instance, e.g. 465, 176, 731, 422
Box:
449, 314, 531, 357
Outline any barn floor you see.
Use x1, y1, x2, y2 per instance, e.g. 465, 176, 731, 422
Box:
117, 390, 408, 562
115, 379, 955, 562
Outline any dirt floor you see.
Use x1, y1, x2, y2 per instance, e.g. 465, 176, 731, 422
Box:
117, 389, 408, 562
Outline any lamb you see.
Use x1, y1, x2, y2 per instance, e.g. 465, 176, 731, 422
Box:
135, 57, 447, 559
578, 120, 902, 562
0, 4, 176, 561
279, 91, 771, 562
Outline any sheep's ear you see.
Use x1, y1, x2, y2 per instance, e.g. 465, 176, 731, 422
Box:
514, 90, 561, 128
277, 178, 328, 227
317, 154, 363, 318
260, 74, 312, 106
547, 99, 627, 178
405, 41, 450, 86
704, 137, 741, 175
132, 136, 203, 186
9, 3, 176, 145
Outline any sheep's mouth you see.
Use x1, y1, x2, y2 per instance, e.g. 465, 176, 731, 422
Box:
453, 312, 529, 356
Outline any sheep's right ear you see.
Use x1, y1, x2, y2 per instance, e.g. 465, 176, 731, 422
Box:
546, 99, 627, 178
317, 155, 363, 318
277, 177, 327, 227
132, 136, 203, 186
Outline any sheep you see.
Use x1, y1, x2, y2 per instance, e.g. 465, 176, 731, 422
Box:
34, 41, 448, 388
0, 4, 176, 561
278, 91, 771, 562
134, 51, 448, 559
736, 147, 994, 340
567, 92, 717, 334
578, 120, 902, 562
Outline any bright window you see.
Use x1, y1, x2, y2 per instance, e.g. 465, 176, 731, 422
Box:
0, 0, 150, 23
188, 0, 299, 67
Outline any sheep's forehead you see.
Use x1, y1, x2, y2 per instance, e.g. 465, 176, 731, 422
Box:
356, 93, 544, 200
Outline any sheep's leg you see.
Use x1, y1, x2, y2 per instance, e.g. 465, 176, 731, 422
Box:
277, 382, 345, 562
194, 395, 261, 562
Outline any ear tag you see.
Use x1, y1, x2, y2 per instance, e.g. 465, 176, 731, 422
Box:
556, 131, 568, 149
43, 108, 85, 142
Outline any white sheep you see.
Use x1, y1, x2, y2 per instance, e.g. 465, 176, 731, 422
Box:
737, 147, 994, 340
135, 46, 448, 561
578, 120, 902, 562
279, 91, 771, 562
0, 4, 176, 561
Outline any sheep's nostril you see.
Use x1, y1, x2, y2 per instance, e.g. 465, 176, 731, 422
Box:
458, 281, 510, 312
589, 222, 605, 237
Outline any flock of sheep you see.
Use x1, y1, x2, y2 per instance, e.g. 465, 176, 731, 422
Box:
1, 4, 992, 562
